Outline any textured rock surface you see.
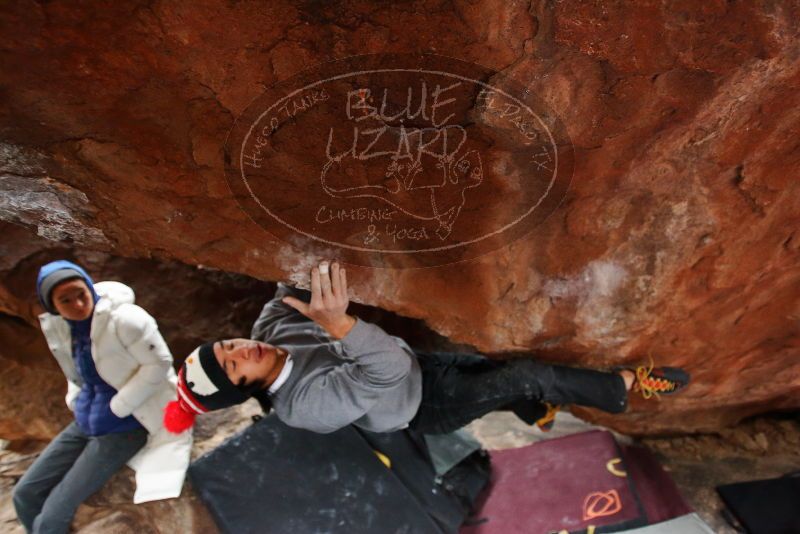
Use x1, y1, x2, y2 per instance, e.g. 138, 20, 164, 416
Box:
1, 1, 799, 434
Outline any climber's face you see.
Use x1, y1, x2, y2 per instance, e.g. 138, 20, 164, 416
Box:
51, 279, 94, 321
214, 338, 288, 390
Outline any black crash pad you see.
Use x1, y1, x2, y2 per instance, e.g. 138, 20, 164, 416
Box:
717, 471, 800, 534
189, 414, 481, 534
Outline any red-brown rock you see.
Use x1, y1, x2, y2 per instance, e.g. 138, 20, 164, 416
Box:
0, 1, 798, 435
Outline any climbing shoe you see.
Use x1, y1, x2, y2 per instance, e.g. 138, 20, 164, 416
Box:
508, 400, 559, 431
535, 402, 560, 432
627, 359, 690, 400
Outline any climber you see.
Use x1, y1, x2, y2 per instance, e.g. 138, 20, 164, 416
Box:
163, 260, 690, 436
13, 260, 191, 534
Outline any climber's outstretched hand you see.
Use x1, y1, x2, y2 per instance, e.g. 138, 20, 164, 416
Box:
282, 260, 355, 339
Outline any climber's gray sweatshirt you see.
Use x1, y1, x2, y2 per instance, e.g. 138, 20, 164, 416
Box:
250, 283, 422, 434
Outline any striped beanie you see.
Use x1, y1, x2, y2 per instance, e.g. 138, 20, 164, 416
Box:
163, 342, 250, 434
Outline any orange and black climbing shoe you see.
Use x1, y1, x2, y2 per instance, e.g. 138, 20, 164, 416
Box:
629, 359, 690, 399
535, 402, 560, 432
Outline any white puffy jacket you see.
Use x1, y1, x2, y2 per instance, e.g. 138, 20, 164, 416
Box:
38, 281, 192, 504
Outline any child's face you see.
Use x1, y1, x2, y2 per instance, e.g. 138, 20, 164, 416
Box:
51, 279, 94, 321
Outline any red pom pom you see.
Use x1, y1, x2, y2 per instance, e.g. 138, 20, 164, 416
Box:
164, 400, 196, 434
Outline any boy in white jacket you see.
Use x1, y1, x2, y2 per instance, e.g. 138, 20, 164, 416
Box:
13, 260, 191, 534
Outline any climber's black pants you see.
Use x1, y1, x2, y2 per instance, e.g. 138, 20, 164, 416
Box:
409, 351, 628, 435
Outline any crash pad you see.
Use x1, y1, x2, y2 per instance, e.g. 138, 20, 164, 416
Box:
189, 413, 486, 534
615, 513, 715, 533
619, 444, 691, 524
461, 430, 647, 534
717, 471, 800, 534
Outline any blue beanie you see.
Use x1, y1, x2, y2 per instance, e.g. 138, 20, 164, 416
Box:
36, 260, 99, 315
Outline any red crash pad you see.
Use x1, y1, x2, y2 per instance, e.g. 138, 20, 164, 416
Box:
461, 430, 690, 534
